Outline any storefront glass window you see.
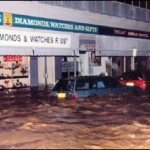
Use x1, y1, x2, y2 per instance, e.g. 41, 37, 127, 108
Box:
0, 56, 29, 89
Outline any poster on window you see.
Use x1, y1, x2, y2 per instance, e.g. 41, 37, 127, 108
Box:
0, 56, 29, 88
89, 51, 101, 66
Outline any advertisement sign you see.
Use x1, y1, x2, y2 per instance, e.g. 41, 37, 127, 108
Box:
4, 12, 12, 26
79, 39, 96, 51
0, 56, 29, 88
12, 14, 99, 34
0, 29, 71, 48
99, 26, 150, 39
0, 12, 150, 39
3, 56, 23, 62
62, 61, 78, 72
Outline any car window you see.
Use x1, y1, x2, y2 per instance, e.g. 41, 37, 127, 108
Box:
89, 78, 97, 89
76, 79, 89, 90
119, 72, 129, 80
97, 80, 105, 88
52, 79, 74, 91
129, 72, 142, 80
136, 72, 143, 79
120, 72, 142, 80
104, 78, 120, 88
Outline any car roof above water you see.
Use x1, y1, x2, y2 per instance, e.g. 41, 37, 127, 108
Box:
59, 76, 114, 81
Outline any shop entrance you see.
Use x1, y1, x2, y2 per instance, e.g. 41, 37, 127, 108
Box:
112, 56, 124, 77
0, 56, 29, 89
135, 56, 148, 70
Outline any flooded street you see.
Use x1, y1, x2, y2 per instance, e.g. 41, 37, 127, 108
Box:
0, 88, 150, 149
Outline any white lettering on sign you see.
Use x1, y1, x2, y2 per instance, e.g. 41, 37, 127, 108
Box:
50, 22, 74, 30
15, 17, 50, 27
74, 25, 84, 31
0, 29, 71, 48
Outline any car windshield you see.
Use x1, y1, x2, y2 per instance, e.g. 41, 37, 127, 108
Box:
120, 72, 143, 80
52, 79, 74, 91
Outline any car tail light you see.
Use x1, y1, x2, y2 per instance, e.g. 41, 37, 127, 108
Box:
142, 80, 146, 90
126, 82, 134, 86
72, 92, 77, 99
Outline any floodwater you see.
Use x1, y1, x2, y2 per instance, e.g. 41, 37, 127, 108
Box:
0, 88, 150, 149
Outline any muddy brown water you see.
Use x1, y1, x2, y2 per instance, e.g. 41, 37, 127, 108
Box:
0, 89, 150, 149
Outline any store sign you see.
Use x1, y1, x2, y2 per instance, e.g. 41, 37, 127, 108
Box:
0, 12, 3, 25
62, 61, 78, 72
3, 56, 23, 62
114, 29, 149, 39
12, 14, 98, 34
99, 26, 150, 39
4, 12, 12, 26
80, 43, 95, 51
1, 12, 150, 40
0, 29, 71, 48
79, 39, 95, 51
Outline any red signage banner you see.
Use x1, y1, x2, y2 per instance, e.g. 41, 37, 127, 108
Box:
3, 56, 23, 62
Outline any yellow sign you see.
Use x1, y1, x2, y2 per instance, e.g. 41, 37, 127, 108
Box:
4, 12, 12, 26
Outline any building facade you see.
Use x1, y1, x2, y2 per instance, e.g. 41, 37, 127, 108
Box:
0, 1, 150, 88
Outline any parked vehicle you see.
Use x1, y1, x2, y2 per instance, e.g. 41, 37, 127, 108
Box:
49, 76, 142, 99
116, 70, 150, 93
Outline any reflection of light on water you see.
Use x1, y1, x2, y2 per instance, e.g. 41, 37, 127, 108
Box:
128, 134, 136, 138
122, 109, 128, 115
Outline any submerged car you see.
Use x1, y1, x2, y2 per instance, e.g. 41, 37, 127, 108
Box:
49, 76, 142, 99
117, 70, 150, 93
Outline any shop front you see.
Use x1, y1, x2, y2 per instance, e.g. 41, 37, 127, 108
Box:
79, 34, 103, 76
0, 28, 80, 88
0, 11, 102, 87
95, 27, 150, 77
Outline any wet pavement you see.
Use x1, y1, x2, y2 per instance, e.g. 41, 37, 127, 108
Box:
0, 87, 150, 149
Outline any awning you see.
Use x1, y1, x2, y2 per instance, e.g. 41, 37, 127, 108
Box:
96, 35, 150, 56
0, 47, 79, 56
96, 50, 126, 56
33, 48, 79, 56
96, 50, 150, 57
0, 47, 32, 56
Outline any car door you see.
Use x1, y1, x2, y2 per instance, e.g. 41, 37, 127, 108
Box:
75, 78, 92, 98
95, 79, 110, 96
88, 77, 100, 96
104, 77, 124, 95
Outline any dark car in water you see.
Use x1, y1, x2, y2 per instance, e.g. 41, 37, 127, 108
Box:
49, 76, 142, 99
117, 70, 150, 93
